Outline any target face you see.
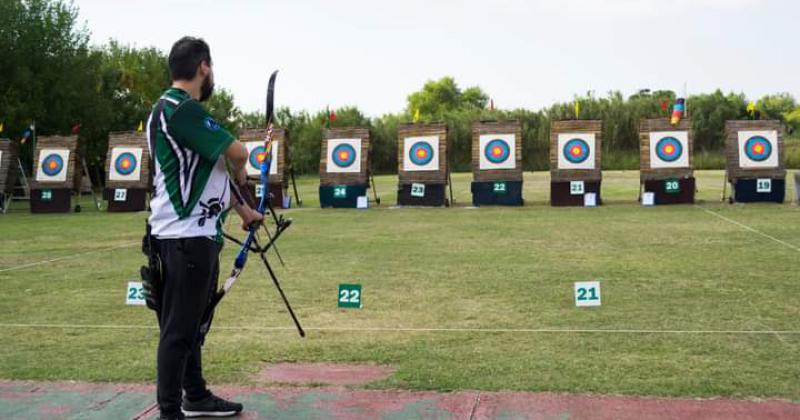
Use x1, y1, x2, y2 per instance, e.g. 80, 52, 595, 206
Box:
403, 136, 439, 171
36, 149, 70, 182
245, 141, 279, 177
649, 131, 689, 169
326, 138, 362, 173
109, 147, 144, 181
478, 134, 516, 170
557, 133, 595, 170
738, 130, 778, 168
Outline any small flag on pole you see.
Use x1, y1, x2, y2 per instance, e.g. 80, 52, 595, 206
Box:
574, 100, 581, 119
746, 101, 756, 119
413, 109, 420, 123
21, 129, 32, 144
137, 120, 144, 132
0, 122, 4, 133
329, 108, 337, 122
70, 123, 82, 135
670, 98, 685, 126
661, 100, 668, 114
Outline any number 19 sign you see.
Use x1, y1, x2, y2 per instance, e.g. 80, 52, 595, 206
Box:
574, 281, 601, 307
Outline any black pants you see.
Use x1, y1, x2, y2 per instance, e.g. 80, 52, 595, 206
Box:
156, 237, 221, 416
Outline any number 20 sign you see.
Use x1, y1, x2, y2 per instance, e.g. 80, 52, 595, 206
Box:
574, 281, 601, 307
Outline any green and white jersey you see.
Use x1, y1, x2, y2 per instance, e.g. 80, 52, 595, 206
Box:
147, 88, 235, 240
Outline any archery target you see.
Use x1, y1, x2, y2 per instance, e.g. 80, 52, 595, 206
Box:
649, 131, 689, 169
326, 138, 361, 173
479, 134, 516, 170
738, 130, 778, 168
557, 133, 595, 170
403, 136, 439, 171
109, 147, 144, 181
245, 141, 279, 177
36, 149, 70, 182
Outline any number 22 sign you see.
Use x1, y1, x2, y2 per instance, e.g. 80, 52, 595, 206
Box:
338, 284, 362, 309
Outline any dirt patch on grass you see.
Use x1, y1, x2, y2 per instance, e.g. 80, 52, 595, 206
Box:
257, 363, 394, 386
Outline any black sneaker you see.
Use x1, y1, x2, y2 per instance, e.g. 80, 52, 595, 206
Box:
182, 394, 243, 418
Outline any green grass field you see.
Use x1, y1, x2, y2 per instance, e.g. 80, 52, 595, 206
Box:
1, 170, 799, 400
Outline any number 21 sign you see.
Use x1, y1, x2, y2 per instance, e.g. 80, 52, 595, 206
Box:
574, 281, 601, 307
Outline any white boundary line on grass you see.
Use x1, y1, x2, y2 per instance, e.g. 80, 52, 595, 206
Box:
1, 323, 799, 335
0, 242, 139, 273
695, 205, 800, 253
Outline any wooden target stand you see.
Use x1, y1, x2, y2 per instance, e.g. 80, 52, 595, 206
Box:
240, 128, 299, 209
471, 121, 524, 206
639, 118, 695, 205
724, 120, 785, 203
30, 135, 80, 213
319, 127, 372, 208
104, 131, 150, 212
0, 140, 20, 213
397, 123, 451, 207
550, 120, 603, 206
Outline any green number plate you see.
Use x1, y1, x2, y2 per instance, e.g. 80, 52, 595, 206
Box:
338, 284, 362, 309
493, 182, 507, 194
333, 186, 347, 198
664, 179, 680, 194
756, 178, 771, 193
41, 189, 52, 201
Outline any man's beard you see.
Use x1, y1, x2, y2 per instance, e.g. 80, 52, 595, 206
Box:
199, 75, 214, 102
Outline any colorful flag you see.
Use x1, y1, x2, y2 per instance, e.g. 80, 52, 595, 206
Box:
329, 108, 337, 122
746, 101, 756, 117
670, 98, 685, 126
661, 100, 668, 114
70, 123, 82, 135
413, 109, 420, 123
137, 120, 144, 132
574, 100, 581, 119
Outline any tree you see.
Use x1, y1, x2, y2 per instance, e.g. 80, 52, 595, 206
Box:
406, 77, 489, 120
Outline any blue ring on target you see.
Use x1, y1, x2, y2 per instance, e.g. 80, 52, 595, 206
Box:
331, 143, 357, 168
563, 139, 590, 164
249, 145, 267, 170
41, 154, 65, 176
655, 137, 683, 162
744, 136, 772, 162
484, 139, 511, 164
408, 141, 435, 166
114, 152, 138, 175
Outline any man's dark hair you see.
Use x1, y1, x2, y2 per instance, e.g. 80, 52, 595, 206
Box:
168, 37, 212, 81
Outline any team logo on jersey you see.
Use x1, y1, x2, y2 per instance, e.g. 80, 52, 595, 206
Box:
563, 138, 590, 164
655, 137, 683, 162
204, 117, 221, 131
114, 152, 138, 175
743, 136, 772, 162
331, 143, 357, 168
42, 154, 64, 176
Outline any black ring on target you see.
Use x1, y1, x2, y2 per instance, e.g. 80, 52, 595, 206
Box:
114, 152, 138, 175
744, 136, 772, 162
655, 137, 683, 162
484, 139, 511, 164
408, 141, 435, 166
41, 154, 64, 176
563, 139, 590, 164
331, 143, 357, 168
249, 145, 267, 170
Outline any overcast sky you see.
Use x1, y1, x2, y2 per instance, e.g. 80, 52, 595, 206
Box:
75, 0, 799, 116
